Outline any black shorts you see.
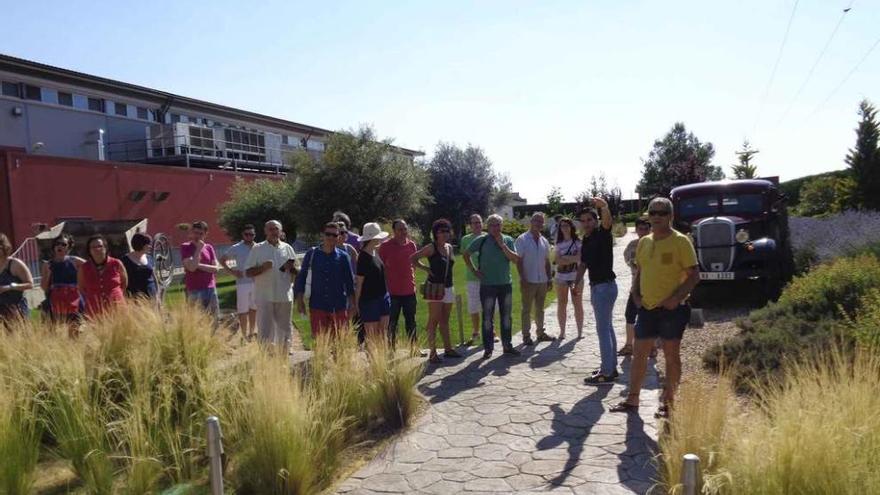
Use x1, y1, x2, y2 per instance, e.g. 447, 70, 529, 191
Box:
625, 293, 638, 324
635, 304, 690, 341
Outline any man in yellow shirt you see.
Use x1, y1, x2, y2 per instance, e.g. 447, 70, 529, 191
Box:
611, 197, 699, 418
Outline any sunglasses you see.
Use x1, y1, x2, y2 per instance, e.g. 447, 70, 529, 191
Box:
323, 232, 339, 237
54, 243, 69, 248
648, 210, 671, 217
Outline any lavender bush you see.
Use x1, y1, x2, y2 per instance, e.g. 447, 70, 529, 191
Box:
790, 210, 880, 262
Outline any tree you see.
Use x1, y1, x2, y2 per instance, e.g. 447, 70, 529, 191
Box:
796, 176, 847, 217
293, 126, 429, 233
217, 177, 297, 241
731, 139, 759, 179
424, 143, 508, 236
845, 99, 880, 210
575, 174, 623, 216
544, 187, 565, 216
637, 122, 722, 197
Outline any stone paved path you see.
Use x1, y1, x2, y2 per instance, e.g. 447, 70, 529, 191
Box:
338, 231, 661, 494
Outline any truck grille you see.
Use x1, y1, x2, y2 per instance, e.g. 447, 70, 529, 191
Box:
695, 218, 735, 272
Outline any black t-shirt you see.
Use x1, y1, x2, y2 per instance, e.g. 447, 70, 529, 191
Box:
580, 225, 616, 286
356, 250, 388, 300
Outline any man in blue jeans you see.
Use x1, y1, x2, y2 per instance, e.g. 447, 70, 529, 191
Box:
463, 214, 521, 359
576, 198, 619, 385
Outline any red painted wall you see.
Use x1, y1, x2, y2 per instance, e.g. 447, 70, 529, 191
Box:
0, 147, 280, 247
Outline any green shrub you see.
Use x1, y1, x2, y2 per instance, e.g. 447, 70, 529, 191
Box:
841, 288, 880, 350
704, 254, 880, 390
502, 220, 528, 238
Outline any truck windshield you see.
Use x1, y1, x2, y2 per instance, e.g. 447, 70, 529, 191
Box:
678, 193, 765, 218
722, 194, 764, 214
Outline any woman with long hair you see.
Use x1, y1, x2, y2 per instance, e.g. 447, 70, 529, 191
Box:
553, 218, 583, 339
0, 233, 34, 325
354, 222, 391, 340
78, 235, 127, 318
411, 219, 462, 364
40, 234, 85, 336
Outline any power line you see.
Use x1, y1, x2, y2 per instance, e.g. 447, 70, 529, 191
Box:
811, 33, 880, 117
752, 0, 800, 137
777, 1, 855, 123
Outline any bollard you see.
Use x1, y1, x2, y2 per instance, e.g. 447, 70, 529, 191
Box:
206, 416, 224, 495
681, 453, 701, 495
455, 294, 465, 345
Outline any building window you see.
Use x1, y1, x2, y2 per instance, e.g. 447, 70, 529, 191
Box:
1, 81, 20, 97
170, 113, 181, 123
58, 92, 73, 106
88, 97, 104, 112
24, 85, 41, 101
73, 94, 88, 110
114, 102, 127, 116
136, 107, 148, 120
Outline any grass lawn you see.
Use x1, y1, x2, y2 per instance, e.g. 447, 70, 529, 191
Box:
166, 260, 556, 349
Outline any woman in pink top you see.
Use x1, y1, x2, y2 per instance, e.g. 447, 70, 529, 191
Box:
78, 235, 127, 318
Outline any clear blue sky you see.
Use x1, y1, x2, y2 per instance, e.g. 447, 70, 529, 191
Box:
3, 0, 878, 202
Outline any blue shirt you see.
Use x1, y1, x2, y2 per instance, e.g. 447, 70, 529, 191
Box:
294, 247, 355, 311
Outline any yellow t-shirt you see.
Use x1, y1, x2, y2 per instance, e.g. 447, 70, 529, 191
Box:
635, 230, 698, 310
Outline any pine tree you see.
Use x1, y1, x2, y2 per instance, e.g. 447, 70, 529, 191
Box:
731, 140, 759, 179
845, 100, 880, 210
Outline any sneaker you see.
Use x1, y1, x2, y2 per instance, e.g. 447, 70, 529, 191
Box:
536, 333, 556, 343
444, 349, 463, 358
482, 350, 493, 359
503, 347, 521, 356
584, 373, 616, 386
590, 369, 620, 379
522, 337, 535, 346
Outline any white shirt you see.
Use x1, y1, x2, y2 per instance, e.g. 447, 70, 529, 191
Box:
515, 231, 550, 283
244, 240, 297, 303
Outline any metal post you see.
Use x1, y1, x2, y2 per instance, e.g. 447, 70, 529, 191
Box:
455, 294, 465, 345
206, 416, 224, 495
681, 453, 701, 495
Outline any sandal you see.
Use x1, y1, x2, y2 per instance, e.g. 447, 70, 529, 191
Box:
428, 354, 442, 364
654, 404, 670, 419
617, 344, 633, 356
609, 401, 639, 413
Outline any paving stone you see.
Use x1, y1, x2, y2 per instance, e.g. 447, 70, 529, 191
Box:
420, 480, 465, 495
507, 473, 547, 491
477, 414, 510, 427
447, 434, 488, 447
360, 474, 410, 492
404, 470, 441, 490
470, 460, 519, 478
438, 447, 473, 458
473, 443, 511, 461
498, 422, 534, 436
567, 465, 624, 484
509, 411, 543, 423
463, 477, 513, 492
521, 460, 572, 476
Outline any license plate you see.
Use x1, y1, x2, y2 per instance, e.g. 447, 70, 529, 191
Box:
700, 272, 735, 280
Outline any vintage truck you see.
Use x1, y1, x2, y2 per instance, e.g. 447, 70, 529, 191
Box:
670, 178, 794, 303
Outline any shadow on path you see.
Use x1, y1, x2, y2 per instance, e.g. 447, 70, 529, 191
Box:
536, 388, 611, 486
528, 337, 579, 369
419, 347, 524, 404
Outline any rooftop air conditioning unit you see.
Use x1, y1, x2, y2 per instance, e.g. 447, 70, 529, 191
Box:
146, 123, 219, 159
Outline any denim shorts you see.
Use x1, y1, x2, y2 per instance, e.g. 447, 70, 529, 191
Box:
359, 293, 391, 323
635, 304, 690, 341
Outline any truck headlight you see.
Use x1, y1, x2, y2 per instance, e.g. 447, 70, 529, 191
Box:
735, 229, 750, 243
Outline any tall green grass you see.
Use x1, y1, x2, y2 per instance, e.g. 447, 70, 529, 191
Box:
0, 302, 424, 494
661, 349, 880, 494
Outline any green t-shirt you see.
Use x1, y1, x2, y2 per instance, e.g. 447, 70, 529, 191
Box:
466, 234, 517, 286
460, 233, 481, 282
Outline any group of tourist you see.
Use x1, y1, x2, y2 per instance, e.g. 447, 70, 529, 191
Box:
0, 196, 698, 417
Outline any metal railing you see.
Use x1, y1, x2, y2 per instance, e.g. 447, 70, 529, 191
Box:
105, 134, 321, 174
12, 237, 42, 284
